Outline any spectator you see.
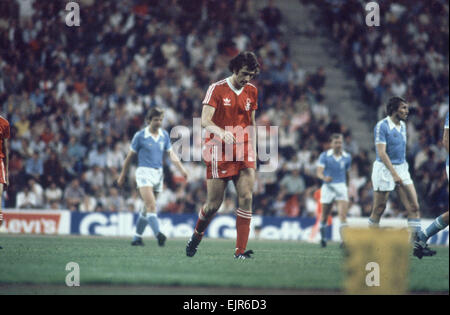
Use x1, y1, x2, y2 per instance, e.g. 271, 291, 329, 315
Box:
84, 165, 105, 192
79, 195, 97, 212
280, 169, 306, 197
64, 179, 85, 211
106, 187, 125, 212
45, 182, 63, 208
87, 144, 107, 168
28, 178, 44, 208
126, 190, 145, 213
25, 151, 43, 181
261, 0, 282, 37
43, 151, 65, 187
16, 184, 37, 209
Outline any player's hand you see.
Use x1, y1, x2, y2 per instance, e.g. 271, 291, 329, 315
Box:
323, 176, 333, 183
221, 131, 236, 144
181, 169, 189, 180
393, 174, 403, 187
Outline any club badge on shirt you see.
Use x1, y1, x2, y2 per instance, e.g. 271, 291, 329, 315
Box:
245, 98, 251, 111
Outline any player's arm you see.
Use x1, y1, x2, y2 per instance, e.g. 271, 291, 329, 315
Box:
2, 138, 8, 186
376, 143, 402, 185
168, 149, 188, 179
201, 105, 235, 144
316, 165, 332, 183
117, 150, 136, 187
346, 158, 351, 187
346, 169, 351, 188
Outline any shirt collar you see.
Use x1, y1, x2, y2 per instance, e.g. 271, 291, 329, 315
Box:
386, 116, 402, 131
226, 77, 244, 95
327, 149, 348, 158
144, 127, 163, 140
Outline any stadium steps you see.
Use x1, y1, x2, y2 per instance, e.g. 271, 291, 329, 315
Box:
265, 0, 375, 153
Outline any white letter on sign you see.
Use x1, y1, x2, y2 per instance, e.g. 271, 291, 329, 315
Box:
65, 262, 80, 287
365, 262, 380, 287
65, 2, 80, 26
365, 2, 380, 27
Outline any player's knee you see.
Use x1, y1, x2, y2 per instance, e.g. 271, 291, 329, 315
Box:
442, 212, 450, 224
238, 192, 253, 203
144, 202, 156, 213
205, 202, 222, 214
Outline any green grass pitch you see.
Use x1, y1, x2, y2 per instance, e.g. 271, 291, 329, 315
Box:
0, 235, 448, 294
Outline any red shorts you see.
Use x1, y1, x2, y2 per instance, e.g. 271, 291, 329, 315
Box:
203, 142, 256, 179
0, 160, 6, 185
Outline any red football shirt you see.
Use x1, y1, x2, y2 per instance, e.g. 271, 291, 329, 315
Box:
0, 115, 10, 159
202, 78, 258, 144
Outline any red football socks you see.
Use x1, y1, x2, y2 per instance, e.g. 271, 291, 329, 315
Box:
194, 207, 214, 239
235, 208, 252, 255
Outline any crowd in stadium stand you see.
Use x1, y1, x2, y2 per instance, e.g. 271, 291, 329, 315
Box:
309, 0, 449, 217
0, 0, 447, 219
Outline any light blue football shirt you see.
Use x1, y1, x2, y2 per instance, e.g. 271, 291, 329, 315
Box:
374, 116, 407, 165
445, 112, 449, 167
130, 127, 172, 169
317, 149, 352, 184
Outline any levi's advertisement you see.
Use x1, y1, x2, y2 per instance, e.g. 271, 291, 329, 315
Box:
1, 210, 70, 235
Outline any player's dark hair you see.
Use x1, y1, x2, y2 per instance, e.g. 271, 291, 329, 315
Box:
146, 107, 164, 122
228, 51, 260, 75
330, 133, 343, 141
386, 97, 407, 116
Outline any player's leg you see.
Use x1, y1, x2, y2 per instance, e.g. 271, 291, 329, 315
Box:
186, 178, 227, 257
336, 200, 349, 246
415, 167, 450, 254
418, 211, 449, 244
370, 161, 392, 227
232, 167, 255, 258
395, 184, 421, 240
195, 178, 227, 234
319, 203, 333, 247
369, 191, 390, 227
138, 186, 166, 246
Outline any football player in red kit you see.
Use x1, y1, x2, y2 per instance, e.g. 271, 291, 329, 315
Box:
0, 115, 10, 249
186, 52, 260, 259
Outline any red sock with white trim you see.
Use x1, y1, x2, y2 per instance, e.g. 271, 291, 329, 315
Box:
235, 208, 252, 255
194, 207, 214, 240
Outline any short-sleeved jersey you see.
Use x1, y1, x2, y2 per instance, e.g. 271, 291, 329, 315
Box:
130, 127, 172, 169
445, 112, 449, 167
317, 149, 352, 184
203, 77, 258, 144
374, 116, 407, 165
0, 115, 10, 159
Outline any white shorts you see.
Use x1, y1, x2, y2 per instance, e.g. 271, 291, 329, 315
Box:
320, 183, 348, 204
371, 160, 413, 192
135, 167, 164, 192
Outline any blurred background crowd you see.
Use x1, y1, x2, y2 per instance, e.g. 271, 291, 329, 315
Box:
0, 0, 448, 219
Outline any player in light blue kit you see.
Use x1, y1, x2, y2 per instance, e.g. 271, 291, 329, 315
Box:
117, 107, 188, 246
369, 97, 434, 255
316, 133, 351, 248
414, 112, 449, 259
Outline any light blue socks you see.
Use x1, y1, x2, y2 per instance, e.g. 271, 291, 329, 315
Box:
418, 215, 448, 242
